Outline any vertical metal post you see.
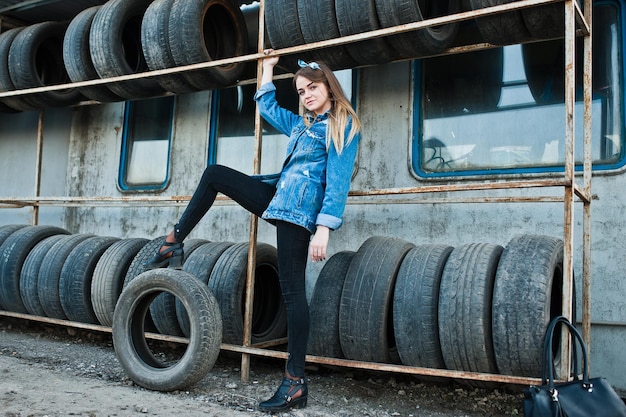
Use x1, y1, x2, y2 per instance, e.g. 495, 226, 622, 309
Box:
581, 0, 593, 366
33, 109, 44, 225
241, 0, 267, 383
560, 0, 576, 380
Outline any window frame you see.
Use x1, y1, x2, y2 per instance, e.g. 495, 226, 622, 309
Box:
411, 0, 626, 179
118, 96, 176, 192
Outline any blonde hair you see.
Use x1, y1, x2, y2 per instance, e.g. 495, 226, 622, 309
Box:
293, 61, 361, 154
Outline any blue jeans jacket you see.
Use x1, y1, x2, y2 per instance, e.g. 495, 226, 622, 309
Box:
254, 82, 360, 234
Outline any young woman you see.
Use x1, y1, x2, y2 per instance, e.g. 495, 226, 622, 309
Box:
144, 49, 361, 412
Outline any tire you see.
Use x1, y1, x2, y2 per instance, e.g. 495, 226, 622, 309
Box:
60, 236, 120, 324
8, 22, 84, 108
63, 6, 124, 103
168, 0, 248, 89
20, 234, 68, 316
90, 0, 164, 99
393, 245, 453, 370
0, 101, 19, 113
123, 236, 167, 288
423, 47, 503, 117
149, 238, 210, 336
39, 234, 94, 319
297, 0, 356, 70
113, 268, 222, 391
178, 241, 234, 337
208, 242, 286, 344
438, 243, 502, 379
92, 238, 149, 327
308, 251, 355, 358
521, 0, 582, 40
521, 39, 583, 106
0, 225, 30, 309
0, 224, 28, 245
339, 237, 415, 363
374, 0, 460, 58
0, 28, 34, 112
334, 0, 397, 66
141, 0, 199, 94
492, 235, 567, 377
468, 0, 531, 45
264, 0, 312, 72
0, 225, 70, 313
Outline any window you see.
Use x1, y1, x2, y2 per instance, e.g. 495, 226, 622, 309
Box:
209, 70, 355, 173
119, 96, 175, 191
414, 1, 623, 177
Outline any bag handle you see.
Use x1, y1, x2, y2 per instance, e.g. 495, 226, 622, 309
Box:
541, 315, 589, 389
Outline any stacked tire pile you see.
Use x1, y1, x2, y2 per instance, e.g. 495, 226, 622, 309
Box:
0, 224, 287, 344
0, 0, 250, 112
0, 0, 570, 113
309, 234, 569, 381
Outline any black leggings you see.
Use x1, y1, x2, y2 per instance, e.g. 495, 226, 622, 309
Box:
176, 165, 311, 378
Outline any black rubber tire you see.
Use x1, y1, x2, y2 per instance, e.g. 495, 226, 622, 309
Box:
339, 236, 415, 363
468, 0, 531, 45
0, 224, 28, 246
374, 0, 461, 58
60, 236, 120, 324
393, 245, 453, 370
0, 28, 34, 112
178, 241, 234, 337
521, 0, 582, 40
20, 234, 68, 316
90, 0, 164, 99
38, 234, 94, 319
0, 225, 28, 309
141, 0, 199, 94
334, 0, 398, 65
92, 238, 149, 327
8, 21, 84, 108
168, 0, 248, 89
264, 0, 313, 72
149, 238, 209, 336
297, 0, 356, 70
438, 243, 502, 379
308, 251, 355, 358
113, 268, 222, 391
208, 242, 287, 344
123, 236, 167, 288
423, 47, 503, 117
492, 235, 567, 377
0, 225, 70, 313
521, 39, 585, 106
63, 6, 124, 103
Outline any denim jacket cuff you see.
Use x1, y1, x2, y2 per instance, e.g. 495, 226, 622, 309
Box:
316, 213, 342, 231
253, 82, 276, 100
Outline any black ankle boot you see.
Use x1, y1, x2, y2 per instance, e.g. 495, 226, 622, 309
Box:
258, 376, 308, 412
144, 239, 184, 270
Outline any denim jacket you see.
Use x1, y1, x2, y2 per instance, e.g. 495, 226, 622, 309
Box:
253, 82, 360, 234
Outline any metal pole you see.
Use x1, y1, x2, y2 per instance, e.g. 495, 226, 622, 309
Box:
240, 0, 267, 383
32, 109, 44, 225
560, 0, 577, 380
581, 0, 593, 368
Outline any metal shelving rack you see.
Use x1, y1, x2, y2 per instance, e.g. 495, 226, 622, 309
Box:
0, 0, 592, 386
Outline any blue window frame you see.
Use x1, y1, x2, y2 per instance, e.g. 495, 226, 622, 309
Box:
209, 70, 357, 173
118, 96, 175, 191
413, 1, 625, 178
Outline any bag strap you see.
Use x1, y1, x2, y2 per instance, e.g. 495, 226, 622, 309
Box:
541, 315, 589, 389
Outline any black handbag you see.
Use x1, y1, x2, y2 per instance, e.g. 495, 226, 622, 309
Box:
523, 316, 626, 417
